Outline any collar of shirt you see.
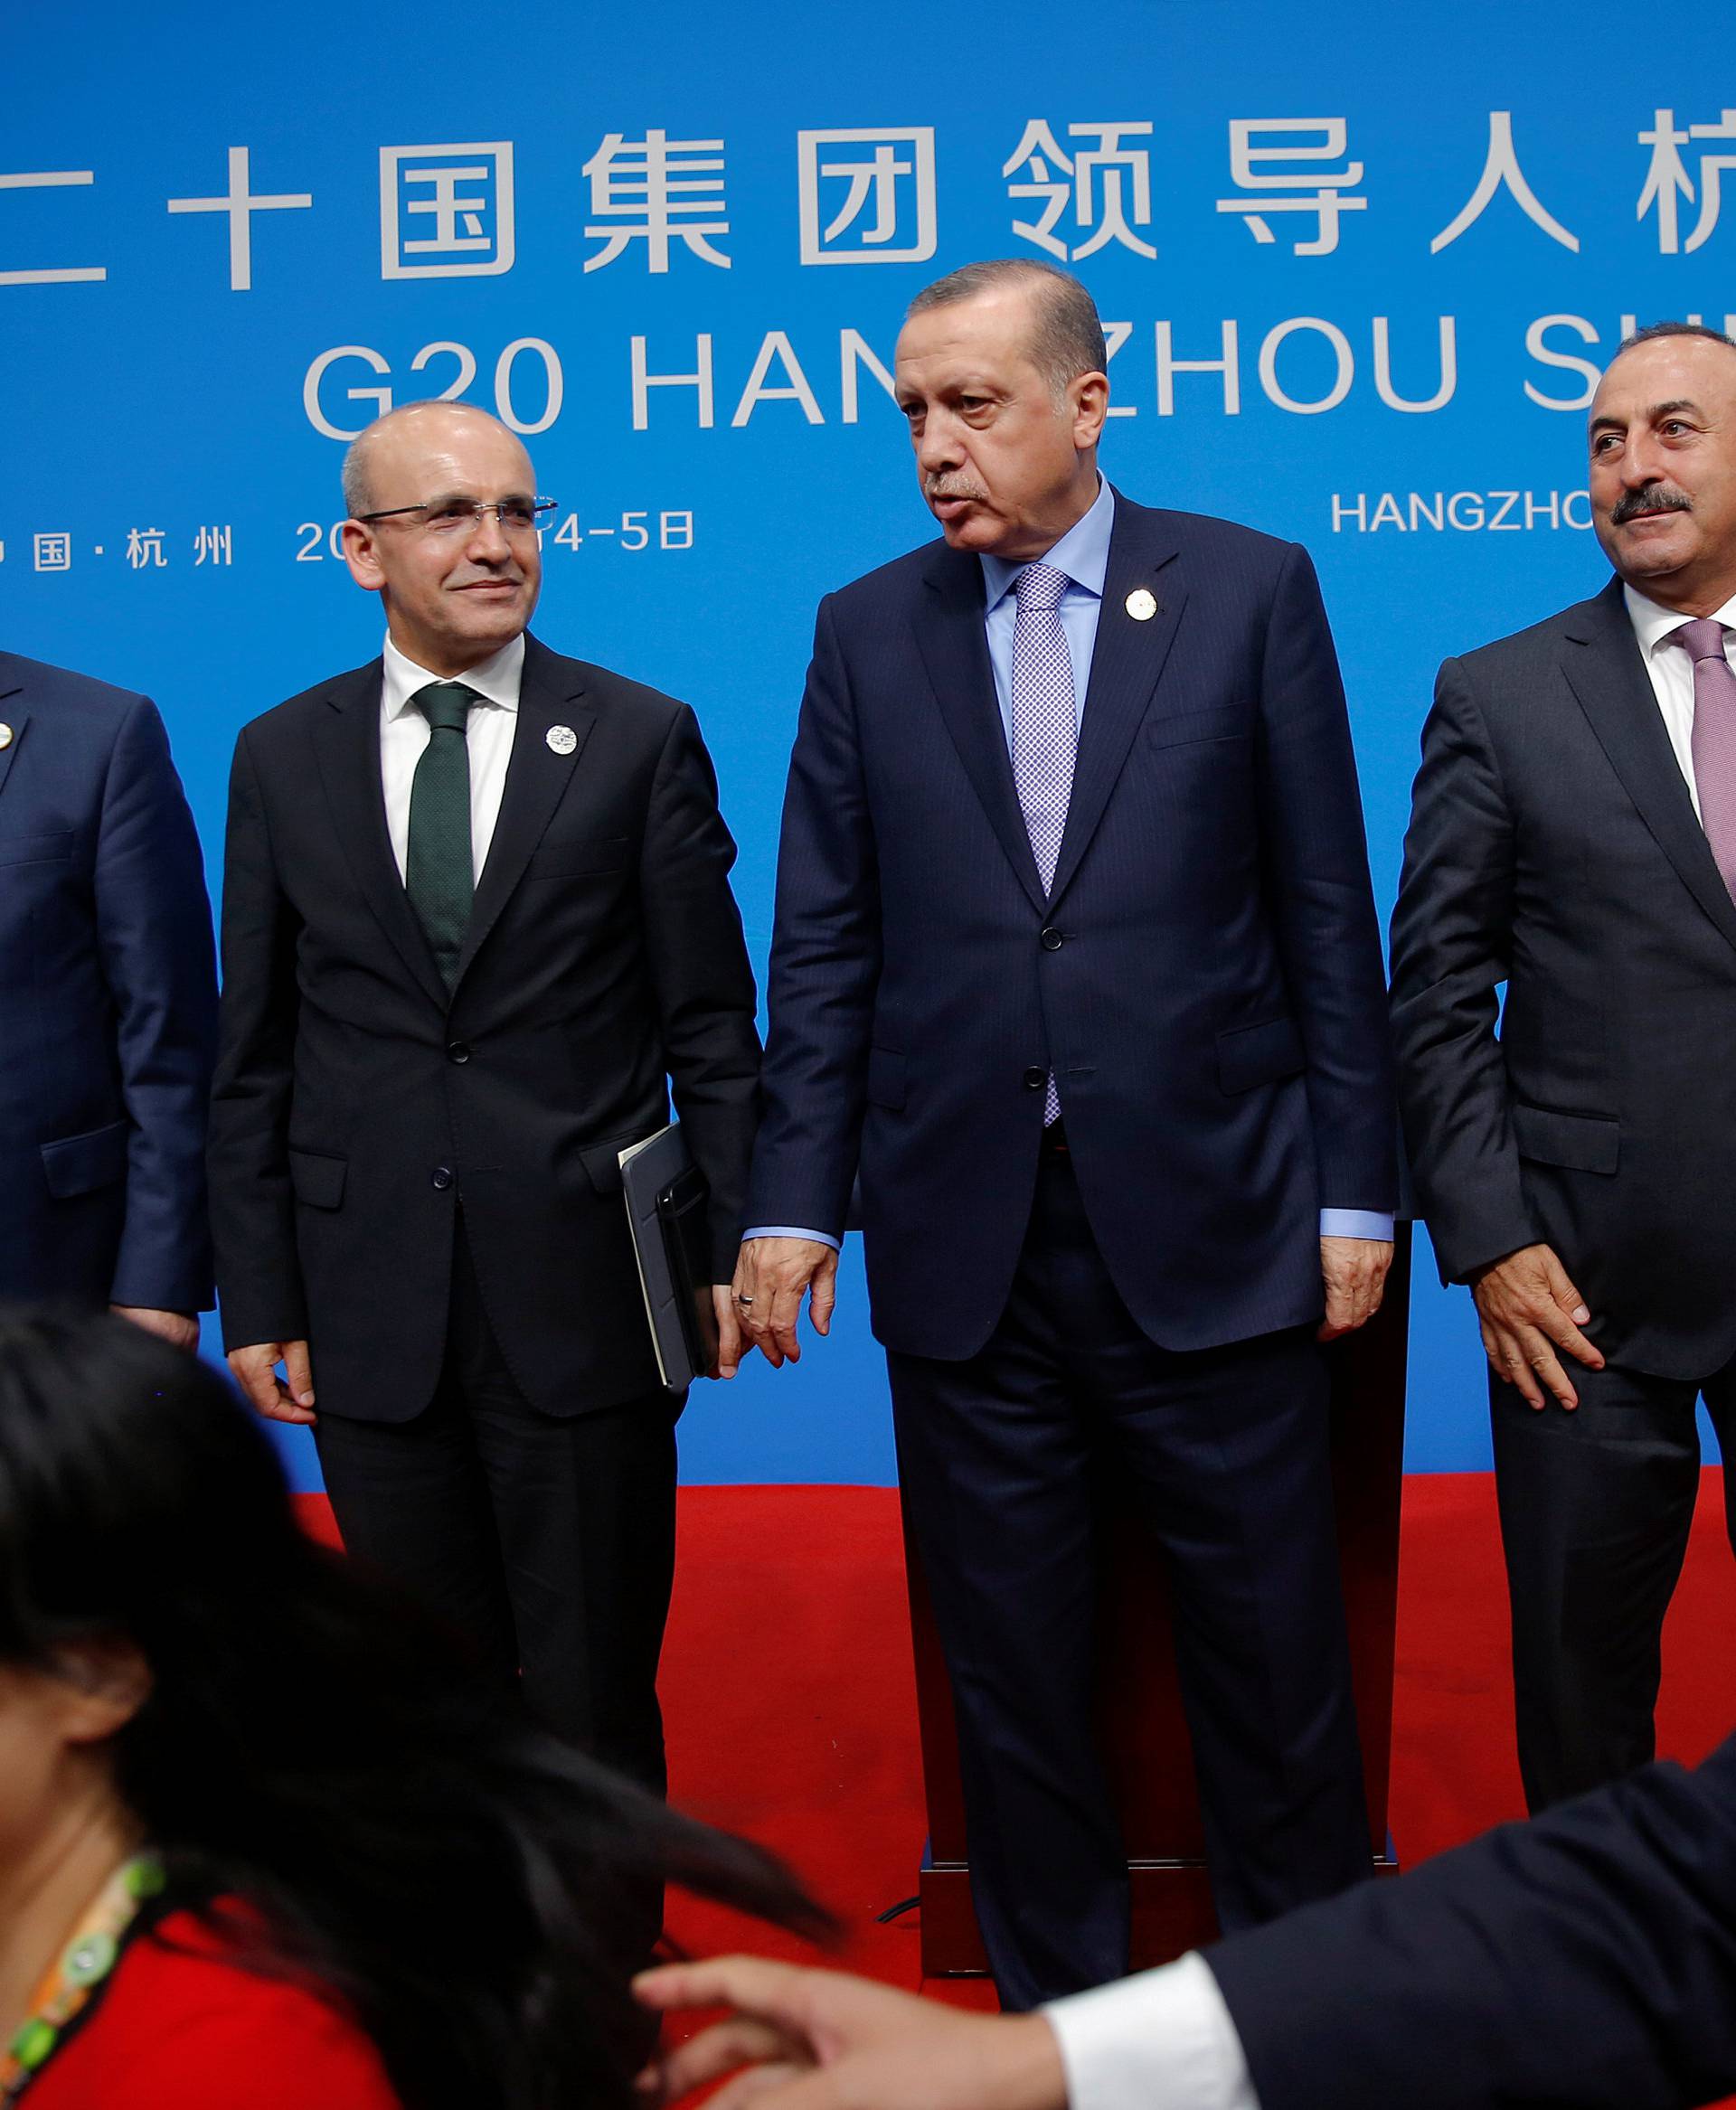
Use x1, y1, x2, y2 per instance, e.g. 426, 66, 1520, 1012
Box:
979, 476, 1115, 616
1623, 581, 1736, 662
381, 631, 525, 721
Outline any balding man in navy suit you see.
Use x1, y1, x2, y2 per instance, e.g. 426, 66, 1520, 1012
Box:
732, 260, 1397, 2007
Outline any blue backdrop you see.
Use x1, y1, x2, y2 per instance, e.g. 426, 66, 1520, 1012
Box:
6, 0, 1733, 1489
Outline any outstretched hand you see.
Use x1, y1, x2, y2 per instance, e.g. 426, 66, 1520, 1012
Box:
635, 1955, 1067, 2110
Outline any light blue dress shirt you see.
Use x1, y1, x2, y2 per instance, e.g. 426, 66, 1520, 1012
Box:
748, 477, 1392, 1249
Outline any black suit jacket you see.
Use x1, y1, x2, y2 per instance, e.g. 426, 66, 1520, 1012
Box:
1391, 578, 1736, 1380
749, 495, 1395, 1359
209, 635, 759, 1420
1211, 1729, 1736, 2109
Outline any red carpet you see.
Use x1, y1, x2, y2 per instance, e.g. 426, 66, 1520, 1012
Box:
296, 1469, 1736, 2011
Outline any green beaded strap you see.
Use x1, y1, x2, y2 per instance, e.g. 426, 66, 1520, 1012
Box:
0, 1853, 165, 2102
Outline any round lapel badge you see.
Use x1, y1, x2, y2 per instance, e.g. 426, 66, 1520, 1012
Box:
546, 723, 577, 756
0, 723, 13, 749
1125, 588, 1157, 622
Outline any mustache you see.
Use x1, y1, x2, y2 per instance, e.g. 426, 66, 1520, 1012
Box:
925, 478, 989, 504
1612, 483, 1692, 524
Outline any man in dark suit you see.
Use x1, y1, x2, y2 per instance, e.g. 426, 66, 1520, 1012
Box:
210, 400, 760, 1798
0, 652, 215, 1342
1390, 323, 1736, 1813
639, 1729, 1736, 2109
732, 260, 1397, 2006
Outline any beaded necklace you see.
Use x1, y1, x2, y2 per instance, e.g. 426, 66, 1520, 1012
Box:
0, 1853, 165, 2102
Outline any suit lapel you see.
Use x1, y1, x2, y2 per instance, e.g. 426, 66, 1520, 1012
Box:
1047, 504, 1184, 908
0, 659, 28, 802
456, 636, 594, 984
1560, 578, 1736, 957
311, 660, 449, 1011
913, 548, 1048, 914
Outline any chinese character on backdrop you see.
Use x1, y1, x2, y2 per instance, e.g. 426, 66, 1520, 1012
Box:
1002, 120, 1159, 261
380, 144, 515, 278
1216, 119, 1367, 256
1637, 109, 1736, 252
797, 127, 937, 264
193, 525, 233, 566
581, 131, 731, 272
124, 529, 167, 570
1430, 111, 1579, 252
33, 532, 72, 572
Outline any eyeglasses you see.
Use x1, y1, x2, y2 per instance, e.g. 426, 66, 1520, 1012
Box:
356, 498, 558, 536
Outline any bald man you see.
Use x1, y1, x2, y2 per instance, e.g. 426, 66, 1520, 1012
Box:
209, 402, 760, 1813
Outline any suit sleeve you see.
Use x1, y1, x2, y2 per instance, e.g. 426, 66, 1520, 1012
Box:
743, 593, 882, 1241
207, 728, 308, 1348
638, 703, 762, 1279
1388, 657, 1538, 1281
1208, 1735, 1736, 2110
93, 697, 219, 1313
1255, 543, 1397, 1215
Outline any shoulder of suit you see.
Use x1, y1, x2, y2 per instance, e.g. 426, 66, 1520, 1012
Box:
0, 651, 154, 725
1113, 496, 1297, 571
1453, 583, 1618, 680
236, 659, 380, 746
535, 645, 689, 728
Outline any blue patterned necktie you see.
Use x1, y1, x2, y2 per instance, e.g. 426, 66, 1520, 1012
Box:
1010, 560, 1076, 1125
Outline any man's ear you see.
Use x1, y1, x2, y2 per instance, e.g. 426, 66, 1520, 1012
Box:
341, 517, 387, 593
52, 1639, 154, 1744
1070, 369, 1109, 454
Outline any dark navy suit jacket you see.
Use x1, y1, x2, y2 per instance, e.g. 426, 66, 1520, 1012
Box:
747, 494, 1395, 1359
1212, 1729, 1736, 2107
0, 654, 217, 1310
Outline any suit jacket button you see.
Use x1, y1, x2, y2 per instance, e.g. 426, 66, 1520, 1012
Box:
431, 1165, 454, 1191
1040, 926, 1064, 951
447, 1041, 471, 1063
1023, 1066, 1046, 1089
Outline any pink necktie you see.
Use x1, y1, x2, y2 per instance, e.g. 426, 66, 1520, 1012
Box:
1676, 618, 1736, 901
1011, 561, 1076, 1126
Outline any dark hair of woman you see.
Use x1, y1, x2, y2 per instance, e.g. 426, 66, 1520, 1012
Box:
0, 1305, 826, 2108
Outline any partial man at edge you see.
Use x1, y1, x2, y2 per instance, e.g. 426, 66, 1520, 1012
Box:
1390, 323, 1736, 1813
732, 259, 1396, 2008
0, 649, 216, 1344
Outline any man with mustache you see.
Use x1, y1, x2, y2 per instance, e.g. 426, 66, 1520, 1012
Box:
1392, 322, 1736, 1811
209, 400, 760, 1824
735, 259, 1396, 2004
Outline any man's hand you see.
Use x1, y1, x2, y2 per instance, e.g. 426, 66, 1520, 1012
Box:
1472, 1242, 1604, 1410
227, 1340, 316, 1425
731, 1239, 840, 1369
635, 1955, 1066, 2110
712, 1285, 750, 1380
1317, 1237, 1394, 1342
108, 1306, 200, 1353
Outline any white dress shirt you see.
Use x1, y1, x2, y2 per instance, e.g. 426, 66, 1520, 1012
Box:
379, 631, 524, 884
1044, 1951, 1259, 2110
1623, 583, 1736, 823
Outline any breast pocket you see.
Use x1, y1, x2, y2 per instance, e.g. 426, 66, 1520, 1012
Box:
0, 830, 73, 868
1147, 707, 1248, 750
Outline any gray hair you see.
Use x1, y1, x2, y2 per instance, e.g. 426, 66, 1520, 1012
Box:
907, 259, 1108, 397
341, 400, 523, 519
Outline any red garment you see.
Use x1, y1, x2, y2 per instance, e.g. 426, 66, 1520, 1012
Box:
32, 1909, 402, 2109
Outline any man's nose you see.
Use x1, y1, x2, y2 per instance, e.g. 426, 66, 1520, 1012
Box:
465, 507, 514, 560
916, 416, 961, 476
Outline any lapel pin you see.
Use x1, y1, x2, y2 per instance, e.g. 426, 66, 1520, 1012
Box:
545, 724, 577, 756
1125, 588, 1157, 623
0, 724, 12, 749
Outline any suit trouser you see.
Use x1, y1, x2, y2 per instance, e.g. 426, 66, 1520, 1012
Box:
313, 1220, 680, 1797
886, 1133, 1370, 2011
1491, 1355, 1736, 1813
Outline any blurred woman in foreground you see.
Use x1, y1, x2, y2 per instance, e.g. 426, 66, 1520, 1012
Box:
0, 1306, 818, 2109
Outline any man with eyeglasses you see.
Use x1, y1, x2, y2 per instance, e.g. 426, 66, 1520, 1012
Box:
209, 401, 760, 1842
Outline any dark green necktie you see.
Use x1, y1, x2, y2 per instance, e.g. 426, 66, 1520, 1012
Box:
405, 680, 476, 990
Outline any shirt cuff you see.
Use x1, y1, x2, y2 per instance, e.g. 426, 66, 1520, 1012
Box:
1318, 1208, 1394, 1241
741, 1227, 843, 1250
1044, 1952, 1260, 2110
